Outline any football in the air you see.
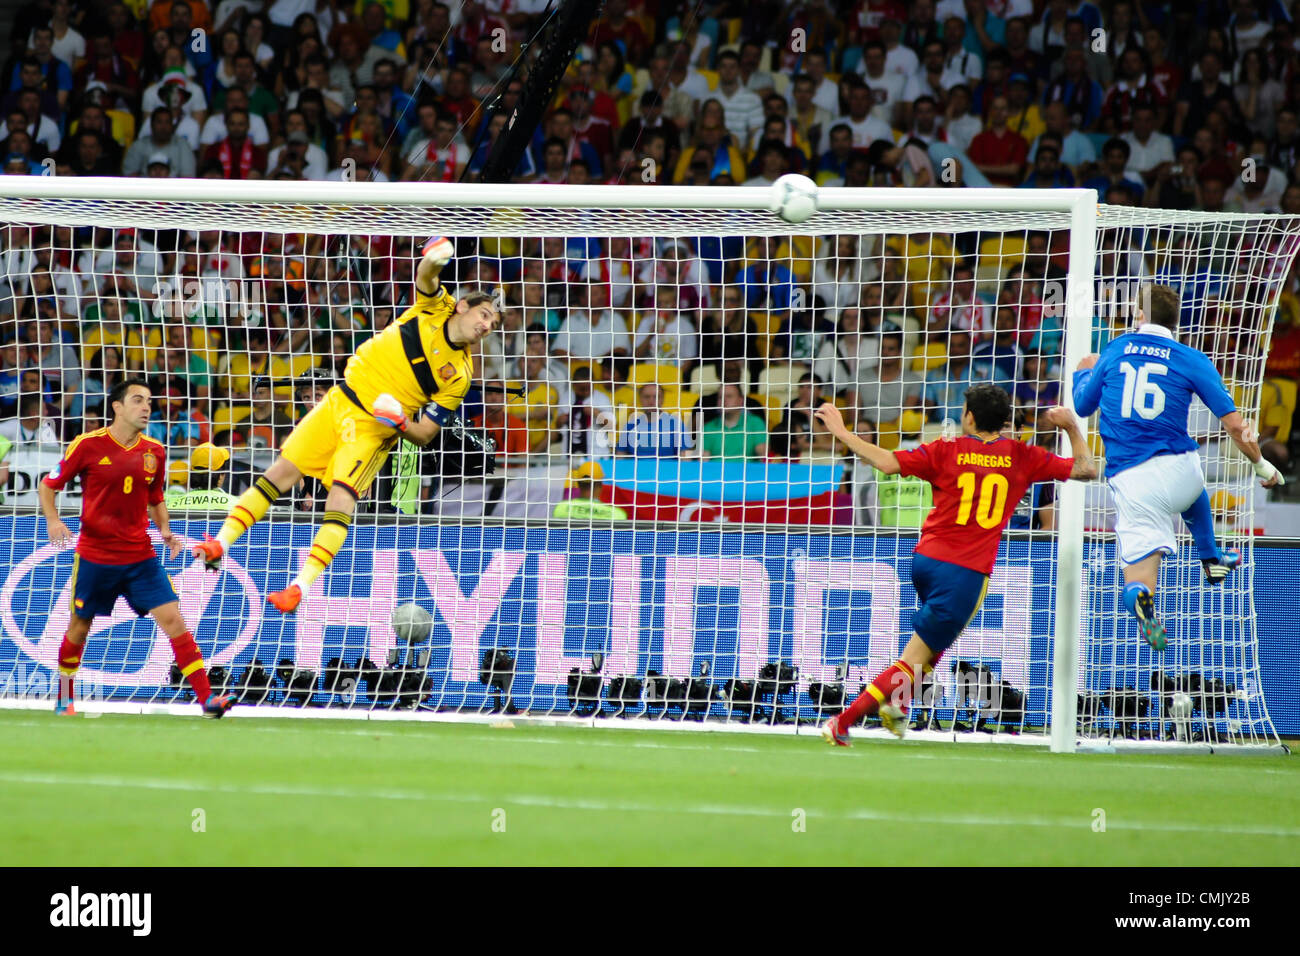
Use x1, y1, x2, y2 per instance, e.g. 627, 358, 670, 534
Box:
392, 602, 433, 644
768, 173, 819, 224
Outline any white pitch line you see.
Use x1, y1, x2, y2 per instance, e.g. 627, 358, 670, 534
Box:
1, 770, 1297, 838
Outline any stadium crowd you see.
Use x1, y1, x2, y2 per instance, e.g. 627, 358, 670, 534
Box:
1, 0, 1299, 524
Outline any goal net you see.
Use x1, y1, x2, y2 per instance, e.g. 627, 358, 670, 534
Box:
0, 179, 1293, 751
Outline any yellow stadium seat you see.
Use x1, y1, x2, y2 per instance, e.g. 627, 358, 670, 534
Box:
750, 391, 784, 429
912, 343, 948, 374
978, 235, 1027, 274
1262, 377, 1297, 444
672, 389, 701, 413
698, 68, 719, 90
627, 362, 682, 387
614, 384, 638, 409
211, 404, 251, 439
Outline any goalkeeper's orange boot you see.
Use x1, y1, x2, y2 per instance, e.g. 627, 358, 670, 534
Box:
821, 713, 850, 747
192, 534, 224, 572
268, 584, 302, 614
202, 693, 236, 718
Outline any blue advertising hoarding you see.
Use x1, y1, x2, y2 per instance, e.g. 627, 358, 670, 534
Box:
0, 515, 1295, 735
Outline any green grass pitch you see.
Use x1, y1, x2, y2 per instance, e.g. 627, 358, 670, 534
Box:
1, 710, 1296, 865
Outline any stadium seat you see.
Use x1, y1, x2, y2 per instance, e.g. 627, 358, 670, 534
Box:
978, 235, 1027, 274
613, 384, 638, 409
698, 68, 719, 90
757, 362, 809, 406
627, 362, 682, 387
211, 404, 251, 439
841, 46, 863, 75
912, 343, 948, 374
689, 364, 721, 396
750, 391, 784, 429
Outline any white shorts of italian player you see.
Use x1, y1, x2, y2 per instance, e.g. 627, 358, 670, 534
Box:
1107, 450, 1205, 565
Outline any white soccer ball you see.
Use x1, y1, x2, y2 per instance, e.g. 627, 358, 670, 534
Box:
392, 602, 433, 644
768, 173, 819, 224
1170, 692, 1193, 719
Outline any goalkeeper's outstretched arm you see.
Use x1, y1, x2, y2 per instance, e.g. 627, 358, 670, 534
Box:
416, 236, 455, 296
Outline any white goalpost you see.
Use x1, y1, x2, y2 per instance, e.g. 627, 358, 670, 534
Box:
0, 176, 1293, 753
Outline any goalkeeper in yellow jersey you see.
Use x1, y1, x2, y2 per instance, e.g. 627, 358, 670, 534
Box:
192, 237, 500, 613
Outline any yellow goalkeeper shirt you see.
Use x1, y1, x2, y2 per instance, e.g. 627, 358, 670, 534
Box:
342, 284, 473, 418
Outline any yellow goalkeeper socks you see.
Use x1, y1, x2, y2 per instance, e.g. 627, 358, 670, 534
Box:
292, 510, 352, 593
217, 476, 283, 549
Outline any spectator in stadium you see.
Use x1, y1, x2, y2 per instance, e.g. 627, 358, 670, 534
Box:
1082, 137, 1145, 202
972, 306, 1025, 387
633, 286, 699, 369
143, 61, 208, 129
0, 394, 60, 447
700, 381, 767, 461
1043, 47, 1104, 132
854, 331, 926, 443
1226, 156, 1286, 213
1029, 99, 1096, 177
551, 282, 631, 366
66, 129, 117, 177
403, 108, 468, 181
1019, 141, 1074, 188
968, 95, 1028, 187
123, 107, 195, 177
925, 329, 988, 426
1174, 50, 1233, 138
766, 410, 814, 464
734, 235, 797, 313
203, 108, 266, 179
473, 379, 531, 470
554, 366, 616, 460
17, 28, 73, 113
63, 101, 124, 170
621, 383, 692, 458
1100, 47, 1169, 134
832, 78, 895, 148
742, 140, 792, 187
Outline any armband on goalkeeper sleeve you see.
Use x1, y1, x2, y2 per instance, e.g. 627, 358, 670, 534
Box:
1254, 458, 1284, 485
372, 393, 408, 432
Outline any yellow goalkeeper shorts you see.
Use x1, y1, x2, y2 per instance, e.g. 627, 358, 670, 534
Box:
280, 386, 401, 496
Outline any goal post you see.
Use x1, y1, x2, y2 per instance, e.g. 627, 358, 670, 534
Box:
0, 177, 1293, 752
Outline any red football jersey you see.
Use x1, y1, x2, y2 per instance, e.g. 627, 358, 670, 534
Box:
43, 428, 167, 565
894, 436, 1074, 575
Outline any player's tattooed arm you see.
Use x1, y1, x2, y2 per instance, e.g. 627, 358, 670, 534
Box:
814, 402, 901, 474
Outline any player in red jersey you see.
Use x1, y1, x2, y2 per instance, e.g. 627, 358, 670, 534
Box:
38, 378, 235, 718
814, 383, 1096, 745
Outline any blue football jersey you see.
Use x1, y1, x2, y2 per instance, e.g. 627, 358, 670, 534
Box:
1072, 326, 1236, 478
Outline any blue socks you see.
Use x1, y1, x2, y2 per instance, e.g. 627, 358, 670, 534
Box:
1181, 489, 1222, 562
1122, 582, 1152, 620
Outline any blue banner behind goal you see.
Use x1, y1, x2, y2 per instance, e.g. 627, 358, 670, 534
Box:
0, 515, 1295, 735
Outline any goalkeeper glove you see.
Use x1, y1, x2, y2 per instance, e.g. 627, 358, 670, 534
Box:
1253, 458, 1285, 486
422, 236, 455, 269
372, 393, 408, 432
